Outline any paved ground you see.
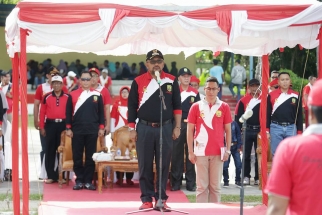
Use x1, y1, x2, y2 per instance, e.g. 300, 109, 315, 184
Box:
0, 85, 262, 214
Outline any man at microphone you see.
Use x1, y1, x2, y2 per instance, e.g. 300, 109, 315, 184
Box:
128, 49, 181, 211
235, 78, 261, 186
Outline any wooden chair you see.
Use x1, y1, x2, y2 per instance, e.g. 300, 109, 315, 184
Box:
256, 132, 273, 190
57, 131, 107, 188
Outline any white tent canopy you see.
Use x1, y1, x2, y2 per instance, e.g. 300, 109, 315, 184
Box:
5, 0, 322, 57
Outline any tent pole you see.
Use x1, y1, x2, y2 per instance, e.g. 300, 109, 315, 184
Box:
20, 28, 30, 215
318, 27, 322, 80
11, 52, 20, 215
260, 55, 269, 206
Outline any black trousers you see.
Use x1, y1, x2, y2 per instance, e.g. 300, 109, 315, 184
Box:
244, 128, 259, 180
171, 122, 195, 188
45, 121, 65, 180
72, 132, 98, 184
116, 172, 134, 180
39, 130, 46, 165
136, 122, 173, 203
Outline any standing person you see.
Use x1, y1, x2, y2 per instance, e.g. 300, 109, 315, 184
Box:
57, 59, 68, 77
33, 67, 67, 178
265, 79, 322, 215
99, 68, 113, 96
190, 75, 205, 100
270, 70, 279, 82
0, 72, 12, 122
115, 62, 123, 80
170, 61, 178, 77
187, 77, 232, 203
235, 78, 261, 185
39, 76, 69, 184
89, 68, 112, 135
110, 86, 134, 185
229, 59, 246, 101
63, 71, 78, 92
302, 76, 316, 128
66, 71, 105, 191
223, 120, 242, 187
128, 49, 181, 211
209, 59, 225, 99
171, 67, 200, 192
267, 72, 303, 156
269, 78, 279, 93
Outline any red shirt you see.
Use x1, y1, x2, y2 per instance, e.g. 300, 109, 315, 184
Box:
187, 99, 232, 156
95, 85, 112, 105
302, 84, 311, 110
265, 127, 322, 215
39, 91, 70, 129
35, 82, 68, 101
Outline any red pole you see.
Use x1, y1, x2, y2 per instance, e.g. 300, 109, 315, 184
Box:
318, 27, 322, 80
260, 55, 269, 205
20, 28, 30, 215
11, 52, 20, 215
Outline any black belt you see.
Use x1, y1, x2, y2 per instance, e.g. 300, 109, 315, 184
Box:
139, 119, 172, 127
46, 118, 65, 123
246, 125, 260, 130
272, 121, 292, 126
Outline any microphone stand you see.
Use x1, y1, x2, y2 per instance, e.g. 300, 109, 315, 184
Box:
240, 119, 248, 215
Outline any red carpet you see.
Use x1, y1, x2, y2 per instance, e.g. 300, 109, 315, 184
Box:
43, 180, 189, 202
40, 180, 267, 215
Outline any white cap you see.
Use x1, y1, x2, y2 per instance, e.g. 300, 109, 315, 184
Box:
102, 68, 108, 74
51, 75, 63, 83
68, 71, 77, 77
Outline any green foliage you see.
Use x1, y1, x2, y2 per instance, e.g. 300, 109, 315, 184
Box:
0, 0, 20, 3
186, 194, 262, 203
279, 69, 308, 93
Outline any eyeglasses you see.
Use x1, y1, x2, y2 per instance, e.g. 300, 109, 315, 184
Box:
274, 86, 279, 89
271, 76, 278, 79
205, 87, 219, 92
149, 59, 164, 65
81, 78, 91, 81
190, 84, 199, 87
52, 82, 62, 85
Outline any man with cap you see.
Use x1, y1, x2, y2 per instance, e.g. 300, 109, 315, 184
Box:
266, 72, 303, 157
128, 49, 181, 211
0, 71, 12, 122
265, 79, 322, 215
63, 71, 78, 92
235, 78, 261, 185
89, 67, 112, 135
229, 59, 246, 101
269, 78, 279, 93
209, 59, 225, 99
33, 67, 68, 179
99, 68, 113, 96
171, 67, 200, 192
66, 70, 105, 191
302, 76, 316, 128
190, 76, 205, 100
39, 75, 70, 184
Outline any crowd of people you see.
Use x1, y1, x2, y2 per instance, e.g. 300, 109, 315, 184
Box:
0, 48, 320, 214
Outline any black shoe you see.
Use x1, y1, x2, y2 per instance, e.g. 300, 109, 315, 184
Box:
186, 187, 196, 191
73, 183, 83, 190
223, 182, 229, 187
170, 186, 180, 191
235, 181, 241, 187
84, 183, 96, 190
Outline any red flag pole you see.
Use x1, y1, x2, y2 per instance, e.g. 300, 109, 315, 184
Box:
11, 52, 20, 215
260, 55, 269, 205
318, 27, 322, 79
20, 28, 30, 215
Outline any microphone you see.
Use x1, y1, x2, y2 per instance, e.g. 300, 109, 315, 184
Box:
155, 71, 161, 84
239, 109, 253, 123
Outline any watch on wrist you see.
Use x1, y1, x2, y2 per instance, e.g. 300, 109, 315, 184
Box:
226, 150, 231, 155
128, 127, 135, 131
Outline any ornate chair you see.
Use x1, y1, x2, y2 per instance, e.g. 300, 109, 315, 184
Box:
57, 131, 107, 188
256, 132, 273, 189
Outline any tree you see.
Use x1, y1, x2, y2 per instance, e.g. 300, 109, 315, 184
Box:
0, 0, 20, 4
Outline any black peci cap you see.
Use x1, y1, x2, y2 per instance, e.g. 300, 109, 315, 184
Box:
146, 49, 164, 61
249, 78, 260, 86
178, 67, 192, 76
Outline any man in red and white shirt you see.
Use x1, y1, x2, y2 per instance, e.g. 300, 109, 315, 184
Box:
99, 68, 113, 96
302, 76, 316, 128
187, 77, 232, 203
265, 79, 322, 215
63, 71, 79, 92
89, 67, 112, 135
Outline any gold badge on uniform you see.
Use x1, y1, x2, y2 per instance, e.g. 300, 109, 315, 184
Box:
143, 86, 147, 93
200, 110, 205, 118
216, 110, 222, 117
93, 96, 98, 102
275, 99, 278, 103
190, 97, 195, 103
167, 85, 172, 92
292, 98, 296, 104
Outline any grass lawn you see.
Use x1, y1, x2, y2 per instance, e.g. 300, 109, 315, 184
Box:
0, 193, 43, 201
186, 194, 262, 203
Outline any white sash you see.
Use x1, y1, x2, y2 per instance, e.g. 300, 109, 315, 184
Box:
74, 90, 100, 114
181, 90, 197, 103
246, 97, 261, 111
100, 76, 108, 86
272, 93, 298, 114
